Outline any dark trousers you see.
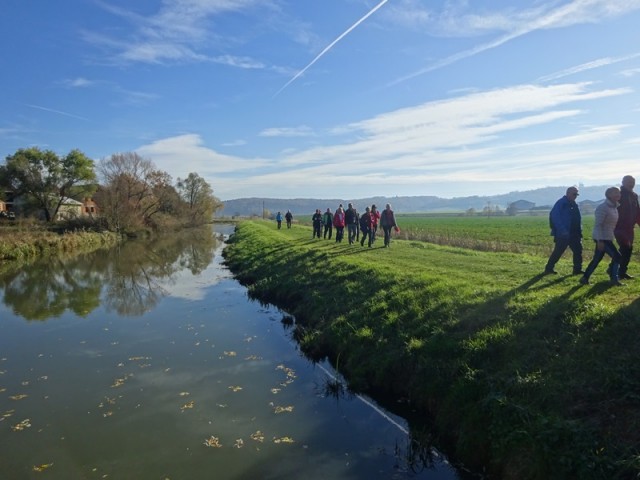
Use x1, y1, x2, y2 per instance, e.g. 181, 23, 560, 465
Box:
371, 225, 378, 244
347, 224, 357, 244
323, 224, 332, 239
286, 220, 292, 229
545, 236, 582, 273
277, 220, 282, 229
584, 240, 621, 280
612, 232, 634, 275
360, 227, 372, 247
313, 224, 322, 238
335, 226, 344, 242
382, 226, 393, 246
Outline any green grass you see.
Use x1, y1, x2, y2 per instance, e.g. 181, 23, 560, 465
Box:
224, 220, 640, 479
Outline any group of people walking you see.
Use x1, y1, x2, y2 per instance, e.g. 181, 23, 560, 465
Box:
545, 176, 640, 286
280, 203, 399, 248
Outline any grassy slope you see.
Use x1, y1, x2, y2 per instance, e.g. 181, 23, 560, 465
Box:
223, 220, 640, 479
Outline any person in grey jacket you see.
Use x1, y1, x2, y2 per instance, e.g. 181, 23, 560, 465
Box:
580, 187, 624, 286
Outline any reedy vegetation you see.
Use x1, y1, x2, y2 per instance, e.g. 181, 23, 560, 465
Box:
223, 220, 640, 479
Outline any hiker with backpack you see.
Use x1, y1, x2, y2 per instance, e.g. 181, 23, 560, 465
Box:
380, 204, 398, 248
312, 209, 323, 239
322, 208, 333, 239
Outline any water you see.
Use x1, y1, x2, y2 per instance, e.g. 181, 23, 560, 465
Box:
0, 225, 467, 479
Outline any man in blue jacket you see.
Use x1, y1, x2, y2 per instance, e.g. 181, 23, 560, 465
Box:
544, 186, 583, 275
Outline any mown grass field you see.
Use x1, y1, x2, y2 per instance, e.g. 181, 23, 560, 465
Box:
224, 219, 640, 479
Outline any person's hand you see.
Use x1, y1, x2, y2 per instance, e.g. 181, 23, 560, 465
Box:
596, 240, 605, 251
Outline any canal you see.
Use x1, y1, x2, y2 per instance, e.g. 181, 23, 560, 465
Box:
0, 225, 469, 479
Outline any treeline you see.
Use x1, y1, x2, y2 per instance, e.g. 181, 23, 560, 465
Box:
0, 148, 222, 233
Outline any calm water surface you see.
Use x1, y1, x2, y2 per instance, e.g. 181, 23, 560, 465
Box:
0, 225, 467, 479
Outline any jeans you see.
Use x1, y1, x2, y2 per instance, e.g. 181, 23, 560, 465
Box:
323, 224, 332, 239
335, 227, 344, 242
347, 224, 357, 244
583, 240, 621, 280
360, 228, 372, 247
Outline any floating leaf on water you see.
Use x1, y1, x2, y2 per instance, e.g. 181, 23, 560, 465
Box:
0, 388, 6, 393
11, 418, 31, 431
38, 376, 48, 381
216, 404, 227, 408
33, 463, 54, 472
179, 392, 190, 397
244, 355, 261, 361
180, 401, 195, 411
250, 431, 265, 442
273, 436, 294, 444
10, 394, 28, 401
2, 409, 15, 418
270, 388, 281, 394
228, 386, 243, 392
223, 351, 237, 357
0, 371, 6, 375
129, 356, 151, 361
234, 439, 244, 448
103, 411, 113, 418
21, 381, 30, 386
204, 436, 222, 448
273, 405, 294, 414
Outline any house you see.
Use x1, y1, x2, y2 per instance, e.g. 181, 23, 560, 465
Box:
82, 197, 99, 217
55, 197, 84, 221
506, 199, 536, 215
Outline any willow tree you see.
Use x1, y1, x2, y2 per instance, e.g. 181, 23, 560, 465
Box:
176, 173, 222, 226
0, 147, 96, 221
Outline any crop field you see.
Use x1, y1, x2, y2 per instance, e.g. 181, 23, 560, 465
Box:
395, 214, 598, 254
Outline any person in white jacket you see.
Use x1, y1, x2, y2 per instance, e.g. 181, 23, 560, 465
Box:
580, 187, 624, 286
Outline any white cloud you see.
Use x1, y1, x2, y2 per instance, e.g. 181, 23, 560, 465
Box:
133, 82, 634, 200
136, 133, 268, 178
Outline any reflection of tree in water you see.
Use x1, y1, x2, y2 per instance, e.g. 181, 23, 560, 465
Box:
103, 227, 217, 316
0, 227, 218, 320
0, 255, 103, 321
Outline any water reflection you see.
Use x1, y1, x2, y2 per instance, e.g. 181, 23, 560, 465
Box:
0, 227, 218, 320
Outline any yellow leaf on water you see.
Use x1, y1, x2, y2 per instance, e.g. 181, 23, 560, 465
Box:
204, 436, 222, 448
33, 463, 54, 472
228, 386, 243, 392
9, 394, 28, 401
179, 392, 190, 397
273, 436, 294, 444
234, 439, 244, 448
11, 419, 31, 431
180, 401, 195, 411
273, 405, 294, 414
250, 430, 265, 442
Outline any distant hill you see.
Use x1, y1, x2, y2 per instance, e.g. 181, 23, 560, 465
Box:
217, 185, 610, 217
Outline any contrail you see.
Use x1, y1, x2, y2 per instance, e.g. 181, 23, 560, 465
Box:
25, 104, 89, 121
273, 0, 390, 97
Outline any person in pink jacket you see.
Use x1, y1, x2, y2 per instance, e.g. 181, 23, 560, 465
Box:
333, 205, 345, 243
370, 204, 381, 245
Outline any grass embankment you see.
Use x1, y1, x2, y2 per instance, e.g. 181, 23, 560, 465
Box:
0, 224, 121, 262
223, 220, 640, 479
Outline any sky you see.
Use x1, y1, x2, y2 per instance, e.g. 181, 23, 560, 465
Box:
2, 0, 640, 201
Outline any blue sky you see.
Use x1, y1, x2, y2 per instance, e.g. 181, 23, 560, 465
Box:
2, 0, 640, 201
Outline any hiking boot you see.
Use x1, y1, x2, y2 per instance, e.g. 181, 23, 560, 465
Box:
573, 269, 585, 275
579, 276, 590, 285
620, 273, 634, 280
544, 269, 558, 275
610, 279, 626, 287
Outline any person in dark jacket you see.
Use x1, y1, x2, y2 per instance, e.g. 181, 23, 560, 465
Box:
380, 204, 398, 248
285, 210, 293, 229
312, 209, 323, 239
322, 208, 333, 239
610, 175, 640, 279
345, 203, 358, 245
544, 186, 583, 275
359, 207, 373, 247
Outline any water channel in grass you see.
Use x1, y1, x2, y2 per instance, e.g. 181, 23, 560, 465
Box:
0, 224, 474, 479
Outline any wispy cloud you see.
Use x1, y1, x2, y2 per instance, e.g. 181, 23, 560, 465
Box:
273, 0, 390, 96
391, 0, 640, 85
87, 0, 271, 65
25, 104, 89, 121
61, 77, 94, 88
259, 126, 315, 137
142, 81, 633, 199
538, 52, 640, 82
